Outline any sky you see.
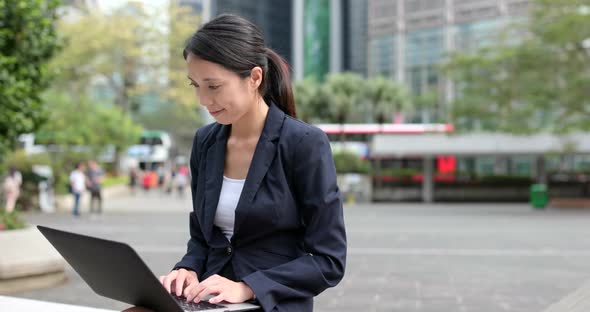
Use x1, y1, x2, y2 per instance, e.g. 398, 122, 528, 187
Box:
98, 0, 168, 13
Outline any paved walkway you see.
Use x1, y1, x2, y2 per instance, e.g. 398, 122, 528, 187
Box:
0, 295, 116, 312
11, 192, 590, 311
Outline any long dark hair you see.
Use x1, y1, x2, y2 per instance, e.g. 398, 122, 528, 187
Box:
183, 14, 296, 117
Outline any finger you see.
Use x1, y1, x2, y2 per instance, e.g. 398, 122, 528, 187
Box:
184, 282, 200, 303
195, 285, 220, 303
159, 276, 165, 285
209, 293, 224, 304
175, 273, 187, 297
162, 272, 177, 293
185, 275, 218, 302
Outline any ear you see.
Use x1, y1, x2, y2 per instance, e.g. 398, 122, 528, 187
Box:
249, 66, 263, 90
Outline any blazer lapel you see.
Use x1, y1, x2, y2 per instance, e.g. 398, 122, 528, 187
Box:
202, 125, 229, 242
233, 103, 285, 237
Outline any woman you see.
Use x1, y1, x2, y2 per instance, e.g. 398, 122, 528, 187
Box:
2, 166, 22, 213
127, 14, 346, 312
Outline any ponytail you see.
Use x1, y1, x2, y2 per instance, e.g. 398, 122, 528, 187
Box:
264, 48, 296, 118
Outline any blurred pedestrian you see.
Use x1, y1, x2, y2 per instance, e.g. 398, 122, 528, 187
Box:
157, 165, 166, 191
142, 170, 151, 191
165, 168, 175, 194
86, 160, 104, 215
174, 167, 188, 197
129, 167, 138, 195
69, 162, 86, 217
2, 166, 22, 213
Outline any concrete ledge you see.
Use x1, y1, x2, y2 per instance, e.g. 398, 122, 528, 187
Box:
0, 227, 65, 294
543, 281, 590, 312
0, 271, 66, 294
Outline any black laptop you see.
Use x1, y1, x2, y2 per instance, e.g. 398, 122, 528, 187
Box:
37, 226, 260, 312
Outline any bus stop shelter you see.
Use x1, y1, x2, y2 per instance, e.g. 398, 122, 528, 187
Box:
371, 133, 590, 202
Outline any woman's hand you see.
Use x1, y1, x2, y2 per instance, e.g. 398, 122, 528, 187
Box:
159, 268, 199, 297
184, 274, 254, 304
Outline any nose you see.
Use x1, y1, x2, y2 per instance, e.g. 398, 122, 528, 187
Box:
197, 91, 210, 108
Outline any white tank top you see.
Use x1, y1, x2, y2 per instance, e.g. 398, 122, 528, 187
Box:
214, 176, 246, 241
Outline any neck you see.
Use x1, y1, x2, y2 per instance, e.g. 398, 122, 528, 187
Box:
230, 98, 269, 140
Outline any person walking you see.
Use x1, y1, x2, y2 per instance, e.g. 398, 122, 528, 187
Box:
86, 160, 104, 215
69, 162, 86, 217
2, 166, 22, 213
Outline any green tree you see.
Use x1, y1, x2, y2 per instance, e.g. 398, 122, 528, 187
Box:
136, 103, 200, 156
50, 2, 202, 112
50, 2, 202, 145
324, 73, 366, 124
0, 0, 61, 162
365, 76, 411, 124
35, 91, 143, 159
166, 3, 202, 109
443, 0, 590, 133
293, 73, 412, 126
50, 2, 152, 113
412, 90, 439, 123
293, 78, 332, 123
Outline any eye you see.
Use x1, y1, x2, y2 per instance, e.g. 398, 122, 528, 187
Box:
188, 81, 199, 88
209, 85, 221, 90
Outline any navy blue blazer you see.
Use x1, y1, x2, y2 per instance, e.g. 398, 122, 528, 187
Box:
173, 103, 347, 311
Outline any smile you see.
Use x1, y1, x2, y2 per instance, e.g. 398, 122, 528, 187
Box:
210, 109, 224, 116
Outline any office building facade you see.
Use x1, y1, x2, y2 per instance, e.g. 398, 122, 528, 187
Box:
203, 0, 294, 67
367, 0, 530, 122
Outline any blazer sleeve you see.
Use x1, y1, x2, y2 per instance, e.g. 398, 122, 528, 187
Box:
173, 130, 209, 278
241, 128, 347, 311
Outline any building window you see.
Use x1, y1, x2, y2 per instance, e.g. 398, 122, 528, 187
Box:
405, 27, 443, 67
454, 19, 504, 53
369, 35, 395, 78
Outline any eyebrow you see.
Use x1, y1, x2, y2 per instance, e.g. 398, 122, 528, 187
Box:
187, 76, 222, 82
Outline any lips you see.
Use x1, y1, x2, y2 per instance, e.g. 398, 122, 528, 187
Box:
209, 109, 224, 116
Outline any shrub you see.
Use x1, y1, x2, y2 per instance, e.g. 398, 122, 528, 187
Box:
333, 152, 371, 174
0, 210, 26, 231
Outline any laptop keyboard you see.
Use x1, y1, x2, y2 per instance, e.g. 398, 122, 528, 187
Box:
172, 295, 226, 311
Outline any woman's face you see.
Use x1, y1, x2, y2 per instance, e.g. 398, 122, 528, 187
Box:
186, 53, 261, 125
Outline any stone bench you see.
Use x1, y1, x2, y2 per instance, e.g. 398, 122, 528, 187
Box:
543, 281, 590, 312
0, 227, 66, 294
0, 295, 116, 311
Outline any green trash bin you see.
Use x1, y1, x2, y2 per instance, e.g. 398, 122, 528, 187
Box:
530, 184, 548, 209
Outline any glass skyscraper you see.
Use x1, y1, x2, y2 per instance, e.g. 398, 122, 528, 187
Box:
208, 0, 293, 67
303, 0, 331, 81
367, 0, 531, 122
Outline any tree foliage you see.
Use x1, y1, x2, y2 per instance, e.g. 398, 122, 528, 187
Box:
293, 73, 412, 124
0, 0, 61, 161
50, 2, 155, 113
48, 2, 203, 151
35, 91, 143, 154
443, 0, 590, 133
50, 2, 202, 116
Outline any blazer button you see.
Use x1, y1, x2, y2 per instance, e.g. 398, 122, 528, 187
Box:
226, 247, 233, 255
